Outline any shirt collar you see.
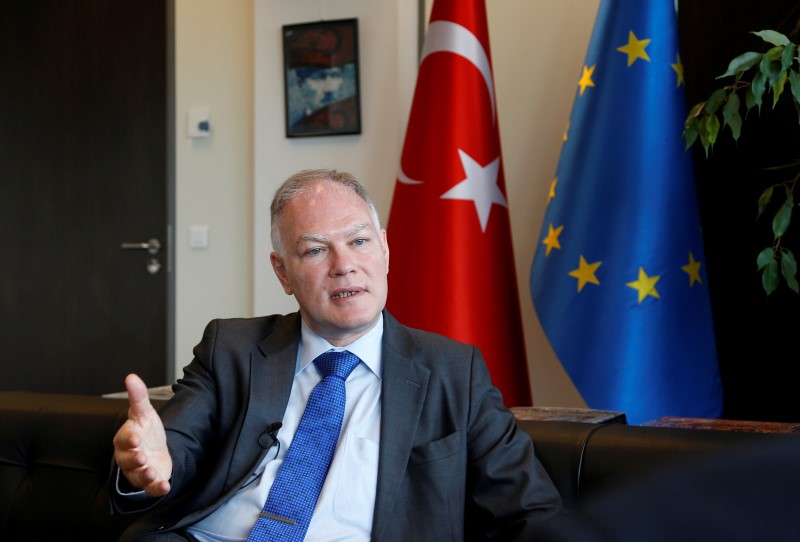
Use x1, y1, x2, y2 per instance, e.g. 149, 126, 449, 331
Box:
297, 313, 383, 379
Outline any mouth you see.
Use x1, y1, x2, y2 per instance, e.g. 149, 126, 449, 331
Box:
331, 289, 359, 300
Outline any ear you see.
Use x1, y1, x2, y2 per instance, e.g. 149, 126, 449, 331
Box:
270, 252, 293, 295
381, 229, 389, 273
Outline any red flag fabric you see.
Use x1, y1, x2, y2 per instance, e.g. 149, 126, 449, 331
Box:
386, 0, 531, 406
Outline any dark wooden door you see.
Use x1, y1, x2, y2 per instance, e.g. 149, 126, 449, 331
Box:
0, 0, 171, 394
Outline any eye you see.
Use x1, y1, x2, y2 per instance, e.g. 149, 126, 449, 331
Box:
353, 238, 368, 246
305, 247, 324, 256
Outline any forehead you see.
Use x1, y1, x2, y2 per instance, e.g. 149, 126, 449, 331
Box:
281, 181, 373, 233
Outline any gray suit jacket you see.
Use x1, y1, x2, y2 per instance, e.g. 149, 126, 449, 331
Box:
112, 311, 561, 541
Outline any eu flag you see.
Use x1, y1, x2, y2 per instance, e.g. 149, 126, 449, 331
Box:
529, 0, 723, 425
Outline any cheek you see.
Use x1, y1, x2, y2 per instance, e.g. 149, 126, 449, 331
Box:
376, 253, 390, 274
292, 266, 325, 293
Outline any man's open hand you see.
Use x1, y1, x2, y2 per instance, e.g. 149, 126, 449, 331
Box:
112, 373, 173, 497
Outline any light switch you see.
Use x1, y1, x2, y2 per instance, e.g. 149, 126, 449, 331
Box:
190, 225, 209, 248
188, 107, 211, 138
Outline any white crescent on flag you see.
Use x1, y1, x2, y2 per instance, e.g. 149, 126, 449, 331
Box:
397, 20, 496, 186
420, 20, 496, 122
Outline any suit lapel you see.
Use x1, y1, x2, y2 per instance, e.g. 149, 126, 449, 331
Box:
176, 315, 302, 529
372, 312, 430, 540
224, 314, 300, 487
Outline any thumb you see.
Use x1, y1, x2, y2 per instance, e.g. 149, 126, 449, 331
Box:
125, 373, 154, 419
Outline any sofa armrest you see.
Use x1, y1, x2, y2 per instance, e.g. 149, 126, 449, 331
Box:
0, 392, 143, 541
518, 417, 800, 510
517, 420, 606, 510
576, 423, 796, 500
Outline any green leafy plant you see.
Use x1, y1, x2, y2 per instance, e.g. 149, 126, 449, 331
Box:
683, 30, 800, 296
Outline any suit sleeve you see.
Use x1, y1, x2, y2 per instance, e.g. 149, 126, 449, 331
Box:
464, 347, 563, 539
110, 319, 222, 513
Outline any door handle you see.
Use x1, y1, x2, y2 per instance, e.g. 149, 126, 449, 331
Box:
121, 238, 161, 255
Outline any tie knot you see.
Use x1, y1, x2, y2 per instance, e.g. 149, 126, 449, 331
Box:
314, 350, 361, 380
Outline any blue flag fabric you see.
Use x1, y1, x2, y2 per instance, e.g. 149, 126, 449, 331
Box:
529, 0, 723, 425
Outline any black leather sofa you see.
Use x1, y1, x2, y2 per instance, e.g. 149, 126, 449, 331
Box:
1, 391, 798, 541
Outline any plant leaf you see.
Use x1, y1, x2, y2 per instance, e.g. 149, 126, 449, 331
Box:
717, 51, 762, 78
757, 246, 775, 269
705, 115, 719, 157
722, 93, 742, 139
789, 70, 800, 104
773, 69, 788, 108
772, 200, 793, 238
722, 92, 740, 123
781, 43, 796, 72
697, 114, 710, 156
751, 70, 766, 112
757, 186, 774, 219
745, 86, 757, 114
727, 111, 742, 140
781, 249, 800, 293
686, 101, 706, 125
704, 89, 727, 115
760, 50, 782, 88
752, 30, 790, 47
790, 70, 800, 94
705, 113, 720, 148
762, 258, 779, 295
683, 122, 698, 150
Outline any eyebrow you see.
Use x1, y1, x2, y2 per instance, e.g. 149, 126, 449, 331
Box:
298, 222, 372, 244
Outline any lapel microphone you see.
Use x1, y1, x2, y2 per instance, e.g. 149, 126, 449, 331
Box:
257, 422, 283, 449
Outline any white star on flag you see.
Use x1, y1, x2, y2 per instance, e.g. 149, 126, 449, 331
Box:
441, 149, 507, 232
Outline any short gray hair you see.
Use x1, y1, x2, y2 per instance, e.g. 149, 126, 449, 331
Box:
270, 169, 382, 255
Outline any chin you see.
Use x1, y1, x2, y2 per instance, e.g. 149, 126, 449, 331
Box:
337, 313, 379, 332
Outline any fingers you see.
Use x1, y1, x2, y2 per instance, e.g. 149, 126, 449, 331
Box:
113, 439, 146, 469
144, 478, 172, 498
125, 373, 153, 419
113, 373, 173, 496
128, 463, 172, 497
117, 459, 172, 497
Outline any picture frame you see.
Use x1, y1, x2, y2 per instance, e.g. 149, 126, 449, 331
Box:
282, 18, 362, 138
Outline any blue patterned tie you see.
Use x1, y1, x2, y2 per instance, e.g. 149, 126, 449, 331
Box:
246, 350, 361, 542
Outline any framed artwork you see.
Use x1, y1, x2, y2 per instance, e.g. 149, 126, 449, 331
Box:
282, 18, 362, 137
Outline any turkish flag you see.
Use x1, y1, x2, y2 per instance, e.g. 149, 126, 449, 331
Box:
386, 0, 531, 406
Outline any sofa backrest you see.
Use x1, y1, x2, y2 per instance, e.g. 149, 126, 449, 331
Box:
2, 391, 799, 540
0, 392, 153, 541
517, 419, 799, 510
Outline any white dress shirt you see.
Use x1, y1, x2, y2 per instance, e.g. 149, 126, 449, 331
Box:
186, 315, 383, 541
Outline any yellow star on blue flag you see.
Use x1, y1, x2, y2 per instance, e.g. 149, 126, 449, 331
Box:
530, 0, 722, 424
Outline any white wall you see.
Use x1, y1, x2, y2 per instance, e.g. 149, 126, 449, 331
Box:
175, 0, 599, 408
488, 0, 597, 405
252, 0, 418, 322
173, 0, 254, 369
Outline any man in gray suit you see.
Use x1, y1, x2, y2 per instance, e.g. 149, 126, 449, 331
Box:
111, 169, 561, 541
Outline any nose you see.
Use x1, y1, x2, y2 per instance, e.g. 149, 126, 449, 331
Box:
329, 248, 355, 277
